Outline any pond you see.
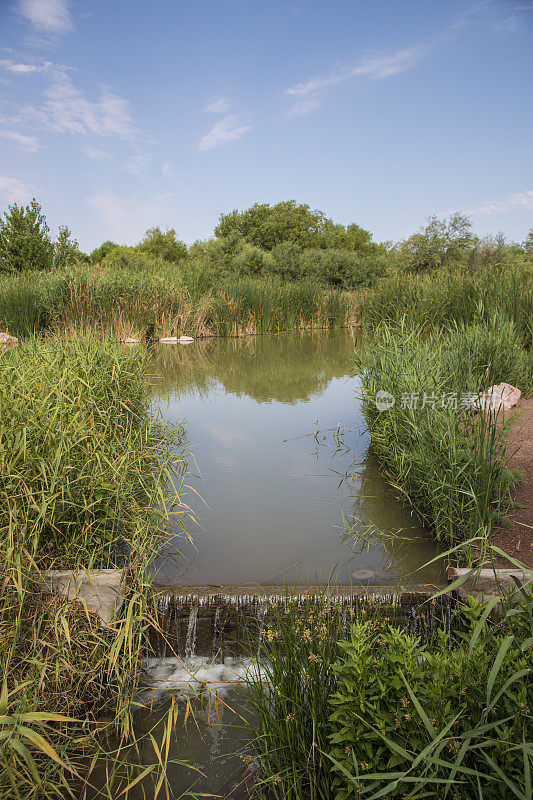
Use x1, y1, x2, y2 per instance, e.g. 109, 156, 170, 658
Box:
150, 329, 444, 588
124, 330, 447, 799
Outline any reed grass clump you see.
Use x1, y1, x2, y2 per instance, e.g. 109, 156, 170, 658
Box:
0, 334, 186, 568
0, 334, 191, 798
0, 264, 355, 340
361, 262, 533, 343
359, 319, 532, 545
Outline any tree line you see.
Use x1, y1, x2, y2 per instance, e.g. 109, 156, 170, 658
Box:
1, 197, 532, 290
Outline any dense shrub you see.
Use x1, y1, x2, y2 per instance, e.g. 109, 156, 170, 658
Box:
329, 603, 532, 799
299, 248, 387, 289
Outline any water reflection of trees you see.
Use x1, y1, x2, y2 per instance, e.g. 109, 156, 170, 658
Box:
342, 449, 445, 585
149, 330, 356, 404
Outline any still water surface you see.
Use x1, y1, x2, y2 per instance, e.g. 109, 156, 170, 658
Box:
151, 330, 444, 587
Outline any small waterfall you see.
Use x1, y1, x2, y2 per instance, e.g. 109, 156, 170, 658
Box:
145, 586, 452, 682
184, 605, 198, 661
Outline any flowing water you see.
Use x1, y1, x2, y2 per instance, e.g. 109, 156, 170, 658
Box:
128, 331, 447, 798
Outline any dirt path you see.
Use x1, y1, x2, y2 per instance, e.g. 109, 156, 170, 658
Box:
491, 397, 533, 567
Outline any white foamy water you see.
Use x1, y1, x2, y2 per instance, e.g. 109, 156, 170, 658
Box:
142, 655, 259, 698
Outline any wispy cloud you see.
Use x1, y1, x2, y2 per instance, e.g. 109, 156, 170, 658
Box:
0, 130, 40, 152
24, 69, 139, 138
18, 0, 73, 34
285, 46, 426, 114
84, 146, 112, 160
0, 58, 45, 74
465, 190, 533, 216
86, 189, 176, 242
198, 115, 251, 151
204, 97, 230, 114
0, 175, 33, 206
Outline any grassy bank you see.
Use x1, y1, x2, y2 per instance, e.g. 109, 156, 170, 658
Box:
245, 571, 532, 799
0, 264, 355, 341
361, 260, 533, 342
359, 318, 533, 547
0, 335, 189, 798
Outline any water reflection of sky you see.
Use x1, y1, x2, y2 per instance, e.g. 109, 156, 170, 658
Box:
151, 332, 444, 587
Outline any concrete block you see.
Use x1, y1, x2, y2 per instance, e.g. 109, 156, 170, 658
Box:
37, 568, 126, 626
448, 567, 532, 604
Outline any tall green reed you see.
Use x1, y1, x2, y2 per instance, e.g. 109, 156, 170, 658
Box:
0, 334, 194, 798
359, 319, 529, 546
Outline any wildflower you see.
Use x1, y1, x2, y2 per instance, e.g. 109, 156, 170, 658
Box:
404, 713, 411, 721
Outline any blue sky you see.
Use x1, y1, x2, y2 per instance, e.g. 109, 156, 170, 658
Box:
0, 0, 531, 252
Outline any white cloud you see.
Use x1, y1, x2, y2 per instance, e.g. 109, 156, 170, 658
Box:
162, 162, 175, 176
18, 0, 73, 33
465, 190, 533, 217
285, 46, 426, 114
25, 70, 139, 138
0, 59, 42, 74
0, 176, 33, 206
84, 146, 112, 160
204, 97, 230, 114
86, 189, 176, 243
0, 130, 40, 152
198, 115, 251, 151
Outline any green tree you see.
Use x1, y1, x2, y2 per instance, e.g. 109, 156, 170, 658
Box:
0, 198, 53, 273
53, 225, 81, 269
138, 227, 188, 262
215, 200, 380, 254
396, 213, 476, 272
524, 228, 533, 255
215, 201, 329, 250
91, 240, 118, 264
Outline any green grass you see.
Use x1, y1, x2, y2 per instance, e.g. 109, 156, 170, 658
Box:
0, 264, 355, 340
244, 565, 533, 800
361, 261, 533, 344
0, 334, 193, 798
358, 319, 532, 546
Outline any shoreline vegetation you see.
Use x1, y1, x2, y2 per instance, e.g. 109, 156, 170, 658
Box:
1, 198, 532, 797
0, 335, 192, 798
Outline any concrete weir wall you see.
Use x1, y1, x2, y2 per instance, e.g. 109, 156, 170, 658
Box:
148, 585, 450, 661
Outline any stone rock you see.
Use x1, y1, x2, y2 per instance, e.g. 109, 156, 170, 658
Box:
36, 569, 125, 626
160, 336, 195, 344
465, 382, 522, 413
352, 569, 375, 580
480, 382, 521, 412
0, 332, 18, 349
448, 566, 532, 604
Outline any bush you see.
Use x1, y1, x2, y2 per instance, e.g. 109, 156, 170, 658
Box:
329, 603, 532, 799
101, 245, 171, 271
90, 239, 118, 263
138, 226, 188, 263
299, 248, 387, 289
